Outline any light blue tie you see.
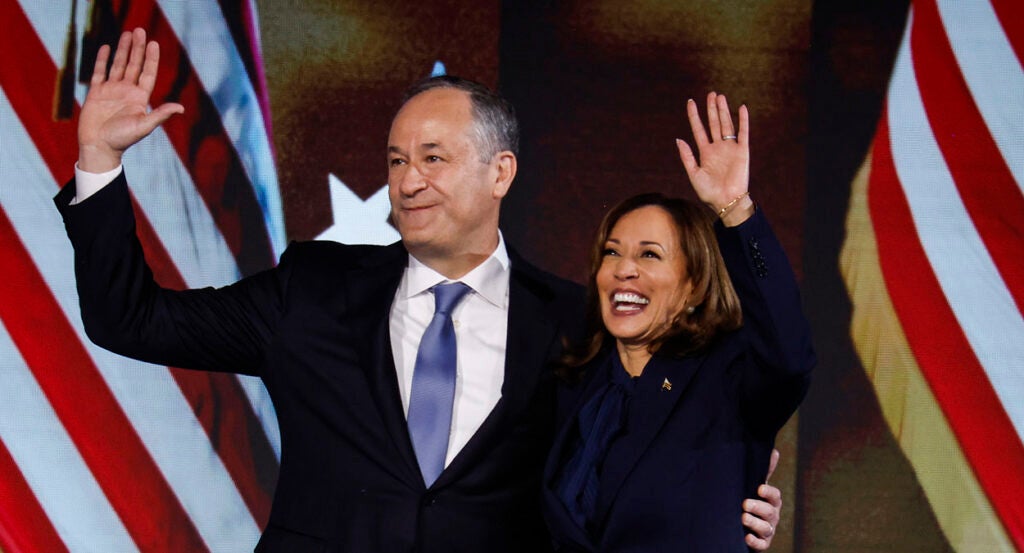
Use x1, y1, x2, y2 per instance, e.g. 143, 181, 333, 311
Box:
408, 282, 471, 486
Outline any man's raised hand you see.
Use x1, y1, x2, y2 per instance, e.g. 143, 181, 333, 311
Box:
78, 28, 184, 173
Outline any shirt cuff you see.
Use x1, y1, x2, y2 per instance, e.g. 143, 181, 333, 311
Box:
72, 163, 123, 205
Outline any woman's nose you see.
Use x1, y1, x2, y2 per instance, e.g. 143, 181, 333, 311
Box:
614, 258, 638, 280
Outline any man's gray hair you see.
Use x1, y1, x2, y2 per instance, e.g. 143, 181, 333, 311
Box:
401, 75, 519, 162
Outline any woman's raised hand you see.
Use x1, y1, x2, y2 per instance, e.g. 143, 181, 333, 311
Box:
675, 92, 754, 226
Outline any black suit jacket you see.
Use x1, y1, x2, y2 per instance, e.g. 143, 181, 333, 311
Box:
56, 174, 584, 552
542, 210, 815, 552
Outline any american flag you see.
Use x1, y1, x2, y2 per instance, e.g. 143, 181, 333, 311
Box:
0, 1, 283, 551
841, 0, 1024, 550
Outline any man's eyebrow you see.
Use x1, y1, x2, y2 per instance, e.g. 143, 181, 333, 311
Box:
388, 142, 445, 152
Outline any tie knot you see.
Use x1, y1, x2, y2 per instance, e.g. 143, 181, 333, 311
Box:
432, 282, 471, 316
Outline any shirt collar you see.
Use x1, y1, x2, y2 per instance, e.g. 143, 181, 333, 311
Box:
404, 231, 510, 308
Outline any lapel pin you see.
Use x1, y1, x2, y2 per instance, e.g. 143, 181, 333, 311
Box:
661, 378, 672, 392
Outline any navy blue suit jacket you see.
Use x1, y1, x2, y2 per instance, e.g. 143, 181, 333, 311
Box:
56, 173, 584, 553
542, 209, 815, 552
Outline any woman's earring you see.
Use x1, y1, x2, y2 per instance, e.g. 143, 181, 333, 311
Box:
685, 305, 695, 315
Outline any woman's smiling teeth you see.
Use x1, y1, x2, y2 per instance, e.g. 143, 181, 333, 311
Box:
613, 292, 650, 312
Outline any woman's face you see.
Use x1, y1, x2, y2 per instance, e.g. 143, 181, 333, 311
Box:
597, 205, 693, 348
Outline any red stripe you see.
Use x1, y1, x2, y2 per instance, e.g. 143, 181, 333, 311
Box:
0, 1, 275, 532
126, 180, 276, 527
0, 10, 76, 180
0, 439, 70, 553
868, 107, 1024, 549
138, 225, 277, 527
110, 0, 275, 276
169, 368, 276, 526
912, 0, 1024, 315
0, 208, 209, 552
0, 5, 205, 551
989, 0, 1024, 68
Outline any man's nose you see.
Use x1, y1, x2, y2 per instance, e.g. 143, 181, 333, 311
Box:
396, 163, 428, 197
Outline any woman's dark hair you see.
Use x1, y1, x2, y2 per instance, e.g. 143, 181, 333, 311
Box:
561, 193, 742, 374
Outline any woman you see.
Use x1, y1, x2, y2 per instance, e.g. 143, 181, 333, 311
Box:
542, 93, 815, 552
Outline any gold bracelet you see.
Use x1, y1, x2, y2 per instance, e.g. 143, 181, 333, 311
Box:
717, 191, 750, 218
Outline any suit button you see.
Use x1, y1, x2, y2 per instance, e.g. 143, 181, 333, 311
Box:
421, 493, 436, 507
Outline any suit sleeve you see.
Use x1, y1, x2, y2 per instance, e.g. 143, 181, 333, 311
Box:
715, 208, 816, 438
54, 172, 289, 376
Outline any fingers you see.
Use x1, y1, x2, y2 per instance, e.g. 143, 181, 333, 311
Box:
738, 104, 750, 145
117, 103, 184, 153
107, 31, 133, 82
146, 103, 186, 128
759, 483, 783, 510
717, 93, 736, 140
742, 501, 777, 539
99, 28, 153, 85
744, 486, 782, 547
765, 448, 780, 483
686, 98, 709, 148
745, 496, 780, 525
680, 91, 747, 181
745, 531, 772, 551
692, 92, 742, 144
741, 512, 770, 544
138, 41, 161, 94
123, 28, 148, 84
91, 44, 111, 86
675, 138, 698, 177
706, 92, 721, 141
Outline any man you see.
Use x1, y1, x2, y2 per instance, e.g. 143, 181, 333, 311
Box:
58, 28, 781, 552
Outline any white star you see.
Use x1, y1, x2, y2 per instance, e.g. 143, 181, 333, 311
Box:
316, 173, 400, 245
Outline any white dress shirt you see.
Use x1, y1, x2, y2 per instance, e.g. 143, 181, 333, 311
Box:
73, 163, 123, 204
73, 163, 511, 468
390, 238, 510, 467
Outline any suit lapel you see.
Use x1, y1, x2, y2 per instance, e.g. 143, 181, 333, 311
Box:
542, 353, 614, 551
436, 254, 561, 487
343, 243, 423, 485
546, 350, 614, 465
593, 353, 706, 524
501, 266, 559, 416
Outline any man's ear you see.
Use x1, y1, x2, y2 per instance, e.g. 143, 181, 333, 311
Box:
491, 151, 516, 199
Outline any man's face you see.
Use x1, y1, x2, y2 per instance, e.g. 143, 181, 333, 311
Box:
387, 88, 508, 264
